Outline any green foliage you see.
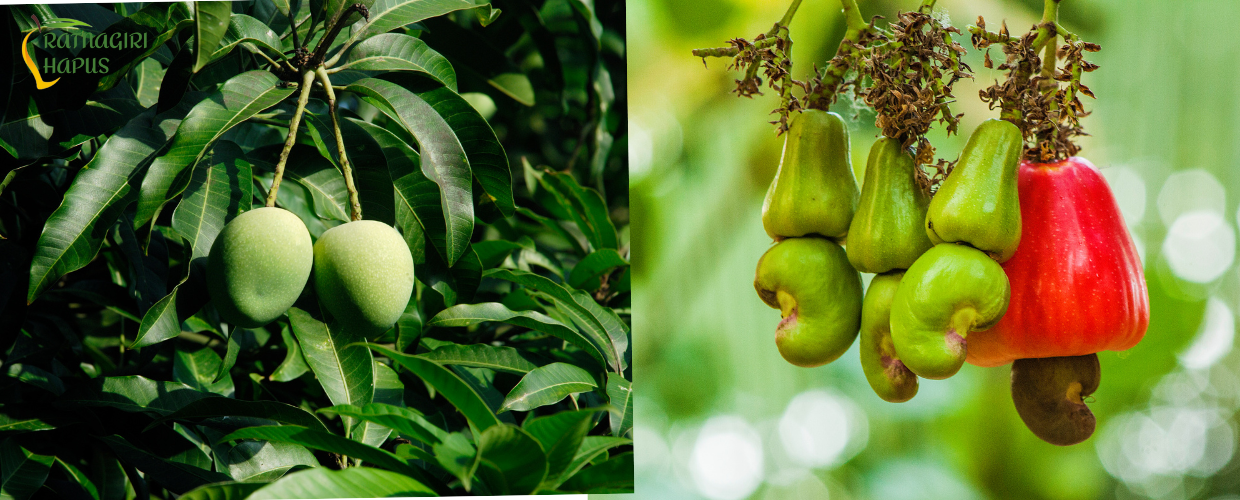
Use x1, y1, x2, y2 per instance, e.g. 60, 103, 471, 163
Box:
0, 0, 629, 497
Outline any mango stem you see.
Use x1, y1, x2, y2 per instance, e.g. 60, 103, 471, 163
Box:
266, 70, 317, 208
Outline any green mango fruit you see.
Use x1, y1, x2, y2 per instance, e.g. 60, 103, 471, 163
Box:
890, 244, 1010, 379
762, 110, 859, 240
925, 119, 1023, 262
847, 138, 934, 273
859, 272, 918, 402
313, 220, 415, 336
208, 207, 314, 328
754, 237, 862, 367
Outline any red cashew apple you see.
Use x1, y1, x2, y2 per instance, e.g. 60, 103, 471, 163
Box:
966, 157, 1149, 367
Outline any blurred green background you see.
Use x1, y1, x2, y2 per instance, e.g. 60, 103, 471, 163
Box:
625, 0, 1240, 499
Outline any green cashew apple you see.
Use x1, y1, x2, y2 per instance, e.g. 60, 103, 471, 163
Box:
754, 237, 862, 367
860, 272, 918, 402
848, 138, 934, 273
890, 244, 1010, 379
208, 207, 314, 328
762, 110, 859, 241
1011, 354, 1100, 446
925, 119, 1023, 262
313, 220, 415, 336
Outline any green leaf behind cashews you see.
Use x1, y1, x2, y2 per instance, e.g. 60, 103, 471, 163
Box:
925, 119, 1023, 262
848, 138, 934, 274
761, 110, 859, 240
890, 244, 1010, 379
859, 272, 918, 402
754, 237, 862, 367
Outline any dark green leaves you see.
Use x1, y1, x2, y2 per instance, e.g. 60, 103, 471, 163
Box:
365, 344, 500, 431
67, 376, 218, 416
220, 425, 415, 475
606, 373, 632, 438
418, 343, 541, 375
349, 0, 490, 44
0, 438, 54, 500
429, 302, 606, 371
194, 2, 233, 72
170, 141, 253, 263
474, 424, 547, 495
333, 34, 456, 90
501, 363, 597, 412
246, 467, 435, 499
155, 397, 331, 434
287, 307, 374, 409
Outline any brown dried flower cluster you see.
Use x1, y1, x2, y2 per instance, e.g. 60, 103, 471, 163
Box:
972, 17, 1100, 162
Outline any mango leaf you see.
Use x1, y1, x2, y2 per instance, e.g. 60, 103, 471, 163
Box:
523, 409, 600, 482
0, 412, 55, 434
172, 342, 235, 397
282, 145, 351, 222
418, 17, 533, 105
364, 344, 500, 431
605, 373, 632, 438
98, 435, 231, 494
26, 105, 181, 303
348, 0, 489, 44
516, 206, 587, 256
194, 1, 233, 72
4, 363, 64, 395
220, 426, 414, 476
556, 435, 631, 489
153, 398, 330, 434
179, 482, 265, 500
332, 33, 456, 90
418, 343, 541, 375
67, 376, 218, 416
426, 303, 597, 370
380, 73, 513, 218
394, 296, 423, 353
431, 432, 477, 490
0, 438, 53, 500
318, 403, 446, 447
135, 71, 294, 228
344, 78, 473, 265
500, 363, 597, 412
132, 284, 181, 348
246, 467, 435, 499
208, 13, 286, 66
485, 269, 625, 372
537, 169, 617, 252
170, 141, 253, 263
287, 307, 374, 410
221, 440, 317, 482
560, 452, 632, 493
354, 360, 403, 449
568, 248, 627, 290
473, 240, 522, 268
474, 424, 547, 495
270, 324, 310, 382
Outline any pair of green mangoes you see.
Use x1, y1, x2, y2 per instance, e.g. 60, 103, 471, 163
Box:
206, 207, 415, 336
755, 111, 1023, 400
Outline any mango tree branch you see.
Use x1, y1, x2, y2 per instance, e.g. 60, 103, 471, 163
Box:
265, 70, 317, 207
315, 66, 362, 221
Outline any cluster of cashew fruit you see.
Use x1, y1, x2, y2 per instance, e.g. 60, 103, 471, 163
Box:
754, 112, 1148, 446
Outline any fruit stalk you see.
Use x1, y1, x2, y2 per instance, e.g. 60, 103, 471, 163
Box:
266, 70, 317, 207
316, 66, 363, 221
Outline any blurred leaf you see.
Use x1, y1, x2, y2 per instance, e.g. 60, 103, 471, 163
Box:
472, 240, 521, 268
5, 363, 64, 395
172, 343, 235, 397
568, 248, 627, 290
246, 466, 434, 499
501, 362, 596, 412
67, 376, 218, 416
333, 33, 456, 91
194, 1, 233, 72
98, 434, 232, 494
221, 440, 317, 482
171, 141, 253, 263
485, 269, 624, 372
320, 403, 445, 450
523, 409, 599, 482
179, 482, 265, 500
395, 296, 424, 353
220, 425, 416, 476
428, 302, 606, 370
271, 324, 310, 382
345, 78, 474, 265
537, 169, 617, 252
153, 398, 330, 434
516, 207, 586, 255
0, 438, 54, 500
135, 71, 294, 228
348, 0, 490, 44
287, 307, 374, 410
419, 343, 540, 375
560, 451, 631, 494
605, 373, 631, 439
365, 344, 501, 431
474, 423, 547, 495
419, 17, 532, 106
431, 432, 476, 490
